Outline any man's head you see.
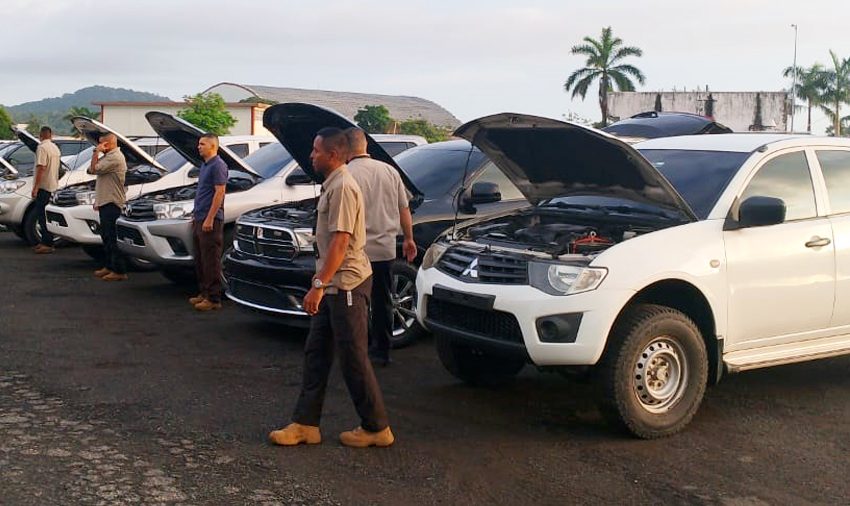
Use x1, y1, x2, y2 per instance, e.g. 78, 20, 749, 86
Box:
98, 133, 118, 151
198, 133, 219, 161
39, 126, 52, 141
310, 127, 348, 177
344, 127, 368, 160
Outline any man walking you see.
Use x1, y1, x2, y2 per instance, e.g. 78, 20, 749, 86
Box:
88, 133, 128, 281
189, 134, 227, 312
345, 128, 416, 366
269, 127, 393, 448
30, 126, 61, 254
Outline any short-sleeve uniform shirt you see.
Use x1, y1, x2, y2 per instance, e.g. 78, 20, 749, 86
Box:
193, 155, 228, 221
91, 148, 127, 207
315, 165, 372, 292
35, 139, 61, 192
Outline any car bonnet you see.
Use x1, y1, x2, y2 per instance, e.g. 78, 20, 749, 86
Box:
72, 117, 167, 172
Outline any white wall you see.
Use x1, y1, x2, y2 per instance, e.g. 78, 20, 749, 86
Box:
99, 104, 267, 137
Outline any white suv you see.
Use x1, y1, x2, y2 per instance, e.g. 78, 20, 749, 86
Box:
415, 113, 850, 438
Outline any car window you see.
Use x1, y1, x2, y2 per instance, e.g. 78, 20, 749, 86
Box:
228, 143, 249, 158
472, 162, 524, 201
58, 142, 88, 157
380, 142, 414, 158
153, 147, 189, 173
816, 150, 850, 215
7, 146, 34, 167
397, 147, 488, 199
741, 151, 816, 221
243, 142, 294, 179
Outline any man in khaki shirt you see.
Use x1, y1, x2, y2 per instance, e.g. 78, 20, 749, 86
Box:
87, 133, 128, 281
270, 127, 393, 449
30, 126, 61, 254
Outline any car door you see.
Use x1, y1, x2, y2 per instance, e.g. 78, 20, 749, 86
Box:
723, 149, 835, 351
814, 148, 850, 329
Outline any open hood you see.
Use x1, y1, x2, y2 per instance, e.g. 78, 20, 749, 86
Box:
603, 111, 732, 140
145, 112, 261, 177
72, 117, 166, 172
454, 113, 696, 221
13, 127, 71, 173
262, 102, 423, 200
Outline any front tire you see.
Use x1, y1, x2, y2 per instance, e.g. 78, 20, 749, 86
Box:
597, 304, 708, 439
389, 260, 425, 349
435, 333, 526, 386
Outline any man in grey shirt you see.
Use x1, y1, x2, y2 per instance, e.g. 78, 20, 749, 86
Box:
345, 128, 416, 366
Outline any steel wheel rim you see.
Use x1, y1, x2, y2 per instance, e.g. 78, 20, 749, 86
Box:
391, 272, 417, 338
633, 336, 687, 413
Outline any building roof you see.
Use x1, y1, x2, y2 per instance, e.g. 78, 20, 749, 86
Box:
94, 101, 256, 108
204, 83, 461, 128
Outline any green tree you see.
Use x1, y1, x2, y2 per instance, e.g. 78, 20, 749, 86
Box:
564, 26, 646, 127
64, 106, 99, 122
354, 105, 392, 134
0, 106, 14, 140
24, 114, 44, 136
177, 93, 237, 135
398, 118, 450, 143
783, 63, 829, 133
821, 51, 850, 136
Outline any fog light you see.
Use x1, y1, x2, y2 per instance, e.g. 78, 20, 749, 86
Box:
85, 220, 100, 234
166, 237, 188, 256
536, 313, 583, 343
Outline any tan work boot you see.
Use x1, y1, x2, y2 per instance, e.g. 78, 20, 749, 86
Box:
102, 272, 128, 281
194, 299, 222, 311
189, 294, 205, 305
94, 267, 111, 278
339, 426, 395, 448
33, 244, 55, 254
268, 423, 322, 446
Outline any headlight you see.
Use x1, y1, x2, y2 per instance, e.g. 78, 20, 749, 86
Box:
293, 228, 315, 252
75, 191, 97, 206
421, 242, 448, 270
528, 262, 607, 296
153, 201, 194, 220
0, 180, 26, 194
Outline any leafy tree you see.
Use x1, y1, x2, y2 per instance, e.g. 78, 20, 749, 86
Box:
398, 118, 450, 143
239, 96, 278, 106
564, 26, 646, 127
820, 51, 850, 136
64, 106, 99, 123
0, 106, 14, 140
177, 93, 237, 135
354, 105, 392, 134
24, 114, 44, 136
783, 63, 829, 133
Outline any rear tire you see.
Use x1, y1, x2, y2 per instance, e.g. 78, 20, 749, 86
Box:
435, 333, 525, 386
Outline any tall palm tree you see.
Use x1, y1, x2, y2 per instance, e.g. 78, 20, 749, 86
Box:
821, 50, 850, 136
564, 26, 646, 126
783, 63, 827, 133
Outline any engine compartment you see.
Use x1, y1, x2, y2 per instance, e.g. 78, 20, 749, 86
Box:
253, 197, 318, 223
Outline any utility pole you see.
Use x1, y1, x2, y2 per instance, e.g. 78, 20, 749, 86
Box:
790, 24, 798, 132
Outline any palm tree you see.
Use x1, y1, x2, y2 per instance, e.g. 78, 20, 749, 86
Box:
783, 63, 828, 133
821, 51, 850, 136
564, 26, 646, 126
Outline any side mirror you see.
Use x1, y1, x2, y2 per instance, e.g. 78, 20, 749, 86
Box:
188, 167, 200, 178
469, 182, 501, 204
732, 196, 786, 229
285, 168, 314, 186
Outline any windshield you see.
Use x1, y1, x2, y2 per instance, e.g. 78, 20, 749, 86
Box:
639, 149, 748, 219
68, 147, 95, 170
243, 142, 293, 179
154, 147, 189, 173
397, 147, 487, 198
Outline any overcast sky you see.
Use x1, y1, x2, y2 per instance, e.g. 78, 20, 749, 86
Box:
2, 0, 848, 133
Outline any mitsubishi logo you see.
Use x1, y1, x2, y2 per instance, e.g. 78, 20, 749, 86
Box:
461, 257, 479, 278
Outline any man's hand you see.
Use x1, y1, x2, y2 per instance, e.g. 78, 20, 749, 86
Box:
303, 287, 324, 315
403, 238, 417, 263
31, 188, 37, 199
202, 218, 213, 232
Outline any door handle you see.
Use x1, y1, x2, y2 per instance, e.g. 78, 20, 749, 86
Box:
805, 237, 831, 248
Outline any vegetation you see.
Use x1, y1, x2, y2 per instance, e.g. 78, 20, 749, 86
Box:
398, 118, 451, 143
782, 51, 850, 136
177, 93, 237, 135
0, 106, 14, 140
354, 105, 392, 134
564, 26, 645, 127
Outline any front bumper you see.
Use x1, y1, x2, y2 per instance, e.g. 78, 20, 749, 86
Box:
415, 267, 635, 366
223, 248, 315, 325
45, 204, 101, 244
0, 192, 30, 226
115, 217, 195, 267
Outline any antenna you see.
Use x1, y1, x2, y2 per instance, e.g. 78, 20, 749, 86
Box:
450, 142, 475, 240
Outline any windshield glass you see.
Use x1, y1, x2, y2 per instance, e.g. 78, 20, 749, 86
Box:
68, 147, 95, 170
639, 149, 748, 219
243, 142, 293, 179
397, 147, 487, 198
154, 147, 189, 173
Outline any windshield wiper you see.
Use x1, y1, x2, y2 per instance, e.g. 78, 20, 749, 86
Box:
538, 201, 601, 212
600, 205, 678, 220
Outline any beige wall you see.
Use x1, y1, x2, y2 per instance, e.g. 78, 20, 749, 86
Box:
99, 104, 269, 137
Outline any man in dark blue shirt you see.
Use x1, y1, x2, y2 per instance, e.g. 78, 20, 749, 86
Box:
190, 133, 228, 311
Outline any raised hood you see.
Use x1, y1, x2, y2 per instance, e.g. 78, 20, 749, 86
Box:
72, 117, 165, 171
454, 113, 696, 220
262, 102, 423, 200
14, 128, 71, 173
145, 112, 261, 177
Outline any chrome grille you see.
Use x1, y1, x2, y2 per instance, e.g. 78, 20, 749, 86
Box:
437, 245, 528, 285
235, 224, 298, 260
122, 200, 156, 221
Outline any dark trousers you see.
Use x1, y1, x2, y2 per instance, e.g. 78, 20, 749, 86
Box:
292, 277, 389, 432
368, 260, 394, 361
33, 189, 53, 246
98, 203, 126, 274
192, 219, 223, 303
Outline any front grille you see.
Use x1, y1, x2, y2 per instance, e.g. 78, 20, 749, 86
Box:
117, 225, 144, 246
46, 211, 67, 227
235, 224, 297, 260
426, 296, 523, 344
122, 200, 156, 221
53, 189, 80, 207
437, 245, 528, 285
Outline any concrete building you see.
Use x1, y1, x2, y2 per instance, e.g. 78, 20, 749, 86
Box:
95, 101, 268, 137
608, 91, 790, 133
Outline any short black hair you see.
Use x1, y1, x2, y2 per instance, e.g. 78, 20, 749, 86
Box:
200, 133, 219, 143
40, 126, 52, 135
316, 127, 347, 154
99, 132, 117, 142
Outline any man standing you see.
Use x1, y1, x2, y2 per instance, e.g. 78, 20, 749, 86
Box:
88, 133, 128, 281
30, 126, 61, 254
345, 128, 416, 367
269, 127, 393, 448
189, 133, 227, 312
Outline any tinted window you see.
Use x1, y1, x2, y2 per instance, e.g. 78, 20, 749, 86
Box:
139, 144, 171, 156
380, 142, 413, 157
817, 150, 850, 214
741, 151, 815, 221
473, 162, 524, 200
58, 141, 88, 157
7, 145, 34, 167
228, 143, 249, 158
68, 147, 94, 170
397, 147, 488, 198
640, 149, 748, 219
154, 147, 189, 173
243, 143, 293, 179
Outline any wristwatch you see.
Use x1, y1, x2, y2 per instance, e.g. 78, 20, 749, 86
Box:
312, 278, 330, 289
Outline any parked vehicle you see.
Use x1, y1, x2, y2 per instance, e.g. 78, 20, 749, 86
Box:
415, 112, 850, 438
223, 103, 519, 347
603, 111, 732, 143
0, 136, 88, 175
